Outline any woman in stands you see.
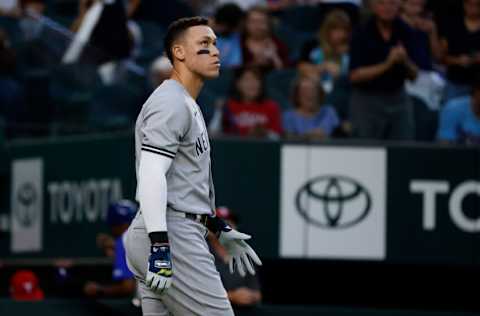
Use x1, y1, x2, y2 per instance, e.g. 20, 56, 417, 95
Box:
241, 6, 289, 70
223, 67, 282, 139
283, 76, 340, 141
298, 9, 352, 94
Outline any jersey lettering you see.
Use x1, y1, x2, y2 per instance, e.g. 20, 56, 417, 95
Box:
195, 131, 209, 157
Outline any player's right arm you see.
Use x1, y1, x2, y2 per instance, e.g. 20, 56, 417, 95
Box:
138, 151, 173, 294
138, 90, 191, 294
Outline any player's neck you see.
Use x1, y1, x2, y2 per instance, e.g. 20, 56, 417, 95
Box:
170, 69, 204, 100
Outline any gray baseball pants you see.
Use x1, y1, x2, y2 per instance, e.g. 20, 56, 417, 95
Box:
124, 210, 234, 316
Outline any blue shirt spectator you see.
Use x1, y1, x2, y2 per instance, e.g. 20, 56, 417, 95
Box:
212, 3, 244, 68
283, 76, 340, 140
217, 33, 243, 67
437, 95, 480, 145
112, 235, 134, 281
283, 106, 339, 137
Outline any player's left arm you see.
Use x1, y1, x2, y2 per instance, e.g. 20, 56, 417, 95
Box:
206, 216, 262, 277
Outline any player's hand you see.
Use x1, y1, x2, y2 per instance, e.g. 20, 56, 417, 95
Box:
146, 243, 173, 294
219, 226, 262, 277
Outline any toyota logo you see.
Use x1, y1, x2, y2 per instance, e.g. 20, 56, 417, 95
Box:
295, 175, 371, 229
15, 182, 38, 227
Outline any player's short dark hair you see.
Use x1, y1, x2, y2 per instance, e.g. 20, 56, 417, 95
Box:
164, 16, 209, 64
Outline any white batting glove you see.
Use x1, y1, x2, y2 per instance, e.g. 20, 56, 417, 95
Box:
219, 228, 262, 277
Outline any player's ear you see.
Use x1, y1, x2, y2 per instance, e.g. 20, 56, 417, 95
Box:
172, 44, 186, 62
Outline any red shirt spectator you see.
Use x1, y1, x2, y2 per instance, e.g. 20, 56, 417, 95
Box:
224, 67, 282, 138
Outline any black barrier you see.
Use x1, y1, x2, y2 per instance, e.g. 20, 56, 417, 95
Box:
0, 135, 479, 266
1, 300, 479, 316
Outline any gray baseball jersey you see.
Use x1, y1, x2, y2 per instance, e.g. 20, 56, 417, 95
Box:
134, 79, 215, 215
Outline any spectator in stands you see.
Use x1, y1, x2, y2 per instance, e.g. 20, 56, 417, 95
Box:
224, 67, 282, 139
0, 28, 27, 139
0, 0, 21, 17
210, 3, 245, 68
149, 55, 172, 89
19, 0, 46, 41
349, 0, 418, 140
315, 0, 362, 25
66, 0, 131, 66
400, 0, 445, 110
10, 270, 44, 301
283, 76, 340, 140
298, 9, 351, 94
208, 206, 262, 307
241, 6, 290, 70
437, 77, 480, 145
400, 0, 443, 69
82, 200, 137, 298
440, 0, 480, 102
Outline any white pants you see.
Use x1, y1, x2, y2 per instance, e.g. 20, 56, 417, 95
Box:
124, 211, 234, 316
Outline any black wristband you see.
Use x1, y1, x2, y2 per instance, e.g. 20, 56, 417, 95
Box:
148, 231, 169, 244
206, 216, 228, 235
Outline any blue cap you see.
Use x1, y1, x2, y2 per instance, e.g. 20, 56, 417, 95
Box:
106, 200, 138, 226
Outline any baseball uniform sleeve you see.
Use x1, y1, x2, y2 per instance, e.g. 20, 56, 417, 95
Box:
141, 94, 191, 159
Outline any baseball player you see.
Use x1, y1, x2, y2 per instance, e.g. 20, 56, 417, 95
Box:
124, 16, 262, 316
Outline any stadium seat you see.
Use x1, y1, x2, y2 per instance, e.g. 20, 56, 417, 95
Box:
203, 67, 234, 98
49, 63, 102, 134
136, 20, 166, 66
274, 23, 314, 62
276, 5, 321, 32
265, 69, 297, 110
411, 95, 439, 142
0, 17, 22, 47
88, 83, 144, 132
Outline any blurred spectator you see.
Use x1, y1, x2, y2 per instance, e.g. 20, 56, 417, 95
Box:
65, 0, 131, 66
224, 67, 282, 138
208, 206, 262, 308
10, 270, 44, 301
400, 0, 445, 110
82, 200, 137, 298
440, 0, 480, 102
126, 0, 141, 18
316, 0, 362, 25
0, 28, 27, 138
283, 76, 340, 140
210, 3, 245, 68
19, 0, 46, 39
298, 9, 351, 94
400, 0, 443, 69
241, 6, 290, 70
0, 0, 21, 17
349, 0, 418, 140
149, 55, 172, 89
437, 78, 480, 145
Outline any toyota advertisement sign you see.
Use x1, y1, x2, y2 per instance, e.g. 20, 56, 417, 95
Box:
280, 146, 386, 260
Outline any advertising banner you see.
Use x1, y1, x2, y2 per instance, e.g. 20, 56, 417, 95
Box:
280, 146, 387, 260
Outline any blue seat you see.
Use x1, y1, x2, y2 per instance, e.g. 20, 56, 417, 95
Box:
265, 69, 297, 110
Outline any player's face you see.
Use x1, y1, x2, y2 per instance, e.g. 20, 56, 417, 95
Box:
183, 25, 220, 79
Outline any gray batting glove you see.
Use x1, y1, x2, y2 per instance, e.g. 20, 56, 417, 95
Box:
146, 243, 172, 294
219, 229, 262, 277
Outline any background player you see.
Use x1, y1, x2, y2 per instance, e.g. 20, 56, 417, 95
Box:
125, 16, 262, 316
